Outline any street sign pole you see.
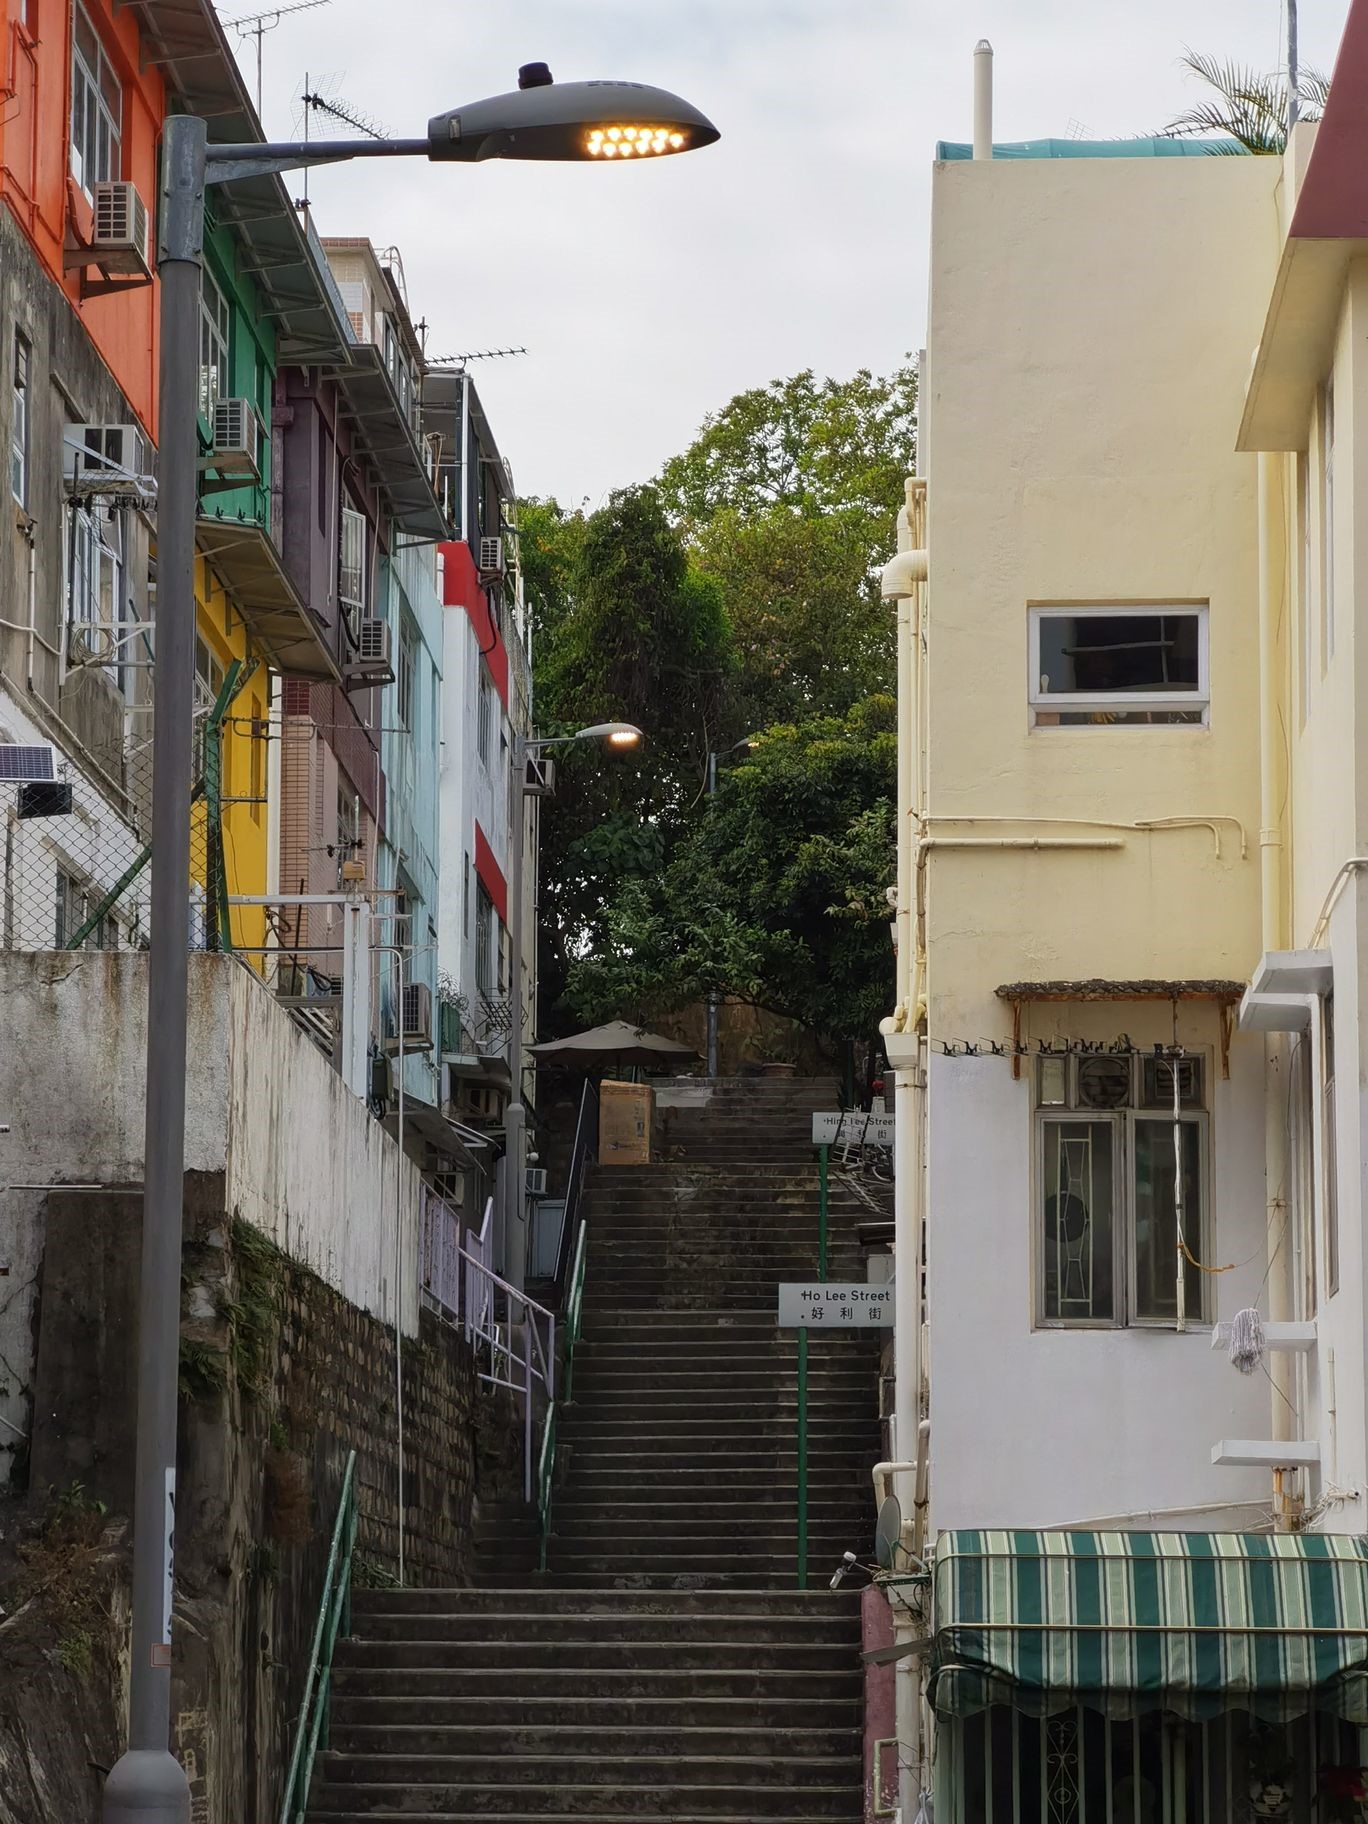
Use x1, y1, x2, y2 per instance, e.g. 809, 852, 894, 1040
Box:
818, 1143, 829, 1279
797, 1326, 808, 1589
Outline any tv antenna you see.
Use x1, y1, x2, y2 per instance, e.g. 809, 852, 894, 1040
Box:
302, 86, 393, 142
428, 348, 530, 367
222, 0, 332, 116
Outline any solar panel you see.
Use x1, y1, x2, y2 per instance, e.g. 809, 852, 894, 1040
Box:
0, 745, 56, 781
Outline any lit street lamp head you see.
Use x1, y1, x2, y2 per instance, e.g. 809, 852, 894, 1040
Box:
428, 73, 720, 164
578, 722, 643, 747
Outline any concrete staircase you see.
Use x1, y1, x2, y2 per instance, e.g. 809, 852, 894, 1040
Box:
311, 1076, 878, 1822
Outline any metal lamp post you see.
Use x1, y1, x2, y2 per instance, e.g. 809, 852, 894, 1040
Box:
503, 723, 641, 1291
103, 65, 712, 1822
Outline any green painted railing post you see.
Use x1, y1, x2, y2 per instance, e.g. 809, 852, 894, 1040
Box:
818, 1143, 829, 1281
797, 1327, 809, 1590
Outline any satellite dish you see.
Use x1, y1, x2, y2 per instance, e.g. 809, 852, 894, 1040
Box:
875, 1494, 903, 1570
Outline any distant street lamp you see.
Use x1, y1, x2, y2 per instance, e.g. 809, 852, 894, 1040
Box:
504, 722, 643, 1290
107, 60, 713, 1824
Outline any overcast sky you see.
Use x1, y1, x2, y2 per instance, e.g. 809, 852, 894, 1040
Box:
218, 0, 1350, 505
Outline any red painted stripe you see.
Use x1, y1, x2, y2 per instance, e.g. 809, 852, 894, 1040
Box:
474, 822, 508, 924
1291, 0, 1368, 238
440, 540, 509, 709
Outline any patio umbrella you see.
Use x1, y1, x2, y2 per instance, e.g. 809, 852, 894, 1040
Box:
528, 1020, 699, 1069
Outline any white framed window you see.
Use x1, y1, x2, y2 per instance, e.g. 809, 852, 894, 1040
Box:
11, 331, 29, 506
477, 666, 493, 770
192, 633, 224, 779
339, 503, 367, 632
1028, 605, 1209, 728
1321, 381, 1335, 666
474, 881, 494, 994
1035, 1052, 1210, 1328
199, 269, 231, 417
55, 865, 114, 950
70, 1, 122, 200
67, 501, 126, 685
1298, 451, 1312, 728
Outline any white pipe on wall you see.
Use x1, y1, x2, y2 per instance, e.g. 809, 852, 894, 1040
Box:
973, 40, 994, 161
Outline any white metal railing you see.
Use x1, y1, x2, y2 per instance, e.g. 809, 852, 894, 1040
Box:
421, 1193, 555, 1499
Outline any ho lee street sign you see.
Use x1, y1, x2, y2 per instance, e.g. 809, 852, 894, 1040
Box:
811, 1111, 895, 1149
778, 1283, 895, 1328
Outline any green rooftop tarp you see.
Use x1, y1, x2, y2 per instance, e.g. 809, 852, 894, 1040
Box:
936, 137, 1244, 160
930, 1530, 1368, 1722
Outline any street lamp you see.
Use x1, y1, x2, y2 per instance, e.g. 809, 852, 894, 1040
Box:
503, 722, 642, 1291
107, 62, 711, 1823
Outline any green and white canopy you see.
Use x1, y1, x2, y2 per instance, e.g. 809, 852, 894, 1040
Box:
930, 1530, 1368, 1723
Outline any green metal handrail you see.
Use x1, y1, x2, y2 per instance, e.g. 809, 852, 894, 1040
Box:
537, 1219, 587, 1571
279, 1449, 358, 1824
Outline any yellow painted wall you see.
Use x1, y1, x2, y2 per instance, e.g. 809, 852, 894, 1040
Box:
193, 556, 270, 958
923, 154, 1282, 1038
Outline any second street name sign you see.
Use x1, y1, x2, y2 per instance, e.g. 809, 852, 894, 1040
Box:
778, 1283, 895, 1328
811, 1111, 896, 1148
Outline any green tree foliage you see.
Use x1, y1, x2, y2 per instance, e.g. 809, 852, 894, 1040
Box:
522, 486, 732, 1026
566, 696, 897, 1044
657, 366, 917, 727
1161, 52, 1328, 154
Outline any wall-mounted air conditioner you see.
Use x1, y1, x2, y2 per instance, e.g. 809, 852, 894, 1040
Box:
525, 1167, 548, 1197
402, 981, 432, 1048
208, 398, 264, 478
64, 425, 157, 505
478, 535, 504, 579
343, 619, 394, 684
91, 181, 152, 277
523, 753, 556, 797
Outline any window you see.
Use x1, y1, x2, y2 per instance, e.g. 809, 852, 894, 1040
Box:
477, 666, 493, 769
199, 270, 231, 418
339, 503, 366, 632
67, 502, 126, 684
1321, 382, 1335, 666
397, 619, 416, 730
55, 866, 112, 950
1029, 606, 1208, 728
192, 634, 224, 779
337, 783, 360, 864
474, 882, 494, 994
70, 2, 122, 199
463, 852, 471, 939
1036, 1052, 1209, 1327
1323, 994, 1339, 1298
1298, 452, 1312, 727
11, 332, 29, 506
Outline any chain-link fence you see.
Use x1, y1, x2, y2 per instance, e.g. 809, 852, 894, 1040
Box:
0, 683, 250, 954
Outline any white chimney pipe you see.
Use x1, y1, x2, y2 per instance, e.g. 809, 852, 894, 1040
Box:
973, 39, 993, 160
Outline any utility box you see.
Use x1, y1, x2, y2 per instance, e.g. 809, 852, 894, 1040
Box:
599, 1082, 653, 1165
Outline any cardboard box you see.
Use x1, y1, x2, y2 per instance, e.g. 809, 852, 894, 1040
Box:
598, 1081, 654, 1165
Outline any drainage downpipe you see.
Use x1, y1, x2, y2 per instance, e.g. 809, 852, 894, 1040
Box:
1258, 452, 1293, 1451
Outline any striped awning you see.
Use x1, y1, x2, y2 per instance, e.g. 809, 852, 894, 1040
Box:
930, 1530, 1368, 1722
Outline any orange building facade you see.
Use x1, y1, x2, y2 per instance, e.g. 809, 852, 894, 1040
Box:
3, 0, 163, 428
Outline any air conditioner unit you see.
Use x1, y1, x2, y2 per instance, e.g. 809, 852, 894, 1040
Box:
343, 619, 395, 684
456, 1082, 502, 1123
478, 535, 504, 579
525, 1167, 548, 1197
208, 398, 263, 478
64, 424, 157, 504
91, 181, 152, 277
523, 752, 556, 797
402, 981, 433, 1048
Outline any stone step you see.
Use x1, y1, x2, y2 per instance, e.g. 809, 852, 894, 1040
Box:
329, 1696, 861, 1730
349, 1588, 859, 1615
328, 1724, 860, 1757
331, 1666, 861, 1699
317, 1755, 860, 1790
308, 1776, 861, 1817
350, 1609, 858, 1643
336, 1637, 856, 1670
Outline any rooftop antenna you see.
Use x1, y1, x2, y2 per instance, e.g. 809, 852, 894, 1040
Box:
223, 0, 332, 117
302, 86, 394, 141
1287, 0, 1300, 130
427, 347, 531, 367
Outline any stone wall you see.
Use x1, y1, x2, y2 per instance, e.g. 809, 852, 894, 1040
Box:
11, 1186, 520, 1824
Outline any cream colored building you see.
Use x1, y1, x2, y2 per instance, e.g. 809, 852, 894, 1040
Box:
881, 23, 1368, 1819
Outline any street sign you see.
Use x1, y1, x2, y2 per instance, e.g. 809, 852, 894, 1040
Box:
812, 1111, 895, 1149
778, 1282, 895, 1328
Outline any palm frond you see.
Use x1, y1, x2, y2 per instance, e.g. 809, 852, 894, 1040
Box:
1159, 48, 1329, 155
